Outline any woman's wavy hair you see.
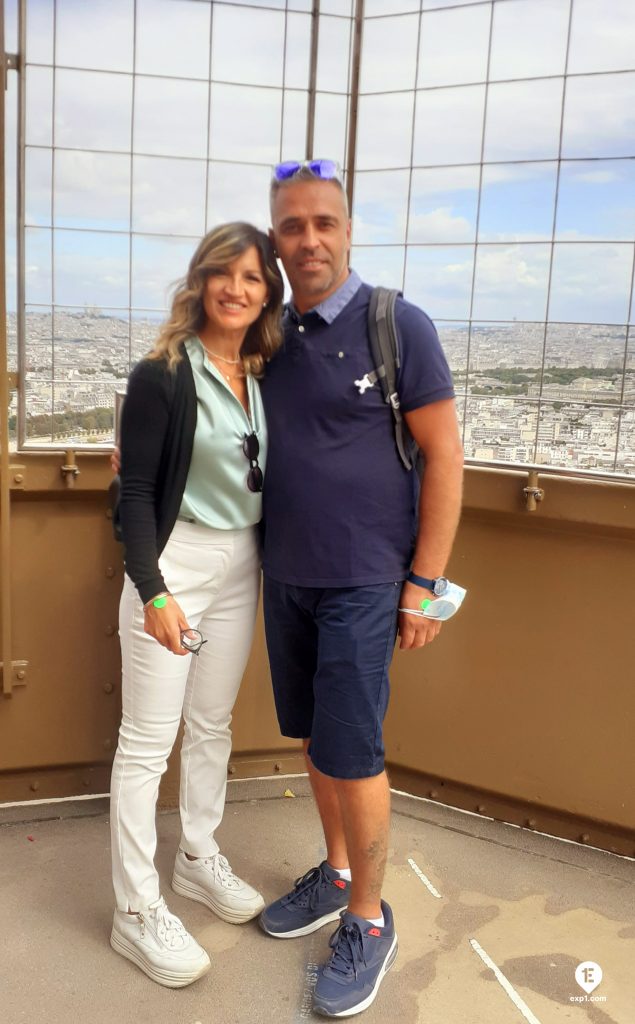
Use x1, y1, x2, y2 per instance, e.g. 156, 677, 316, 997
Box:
148, 222, 284, 377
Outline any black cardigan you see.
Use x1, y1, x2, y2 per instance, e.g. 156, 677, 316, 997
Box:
118, 353, 197, 605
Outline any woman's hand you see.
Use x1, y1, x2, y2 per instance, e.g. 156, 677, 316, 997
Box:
143, 595, 191, 656
111, 445, 121, 474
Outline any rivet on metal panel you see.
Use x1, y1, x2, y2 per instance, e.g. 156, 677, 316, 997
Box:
477, 804, 486, 814
30, 781, 39, 792
8, 465, 26, 489
580, 833, 590, 844
523, 470, 545, 512
105, 625, 116, 636
526, 818, 537, 828
1, 660, 29, 695
103, 683, 114, 694
105, 567, 116, 578
429, 790, 438, 799
273, 762, 282, 772
227, 763, 236, 775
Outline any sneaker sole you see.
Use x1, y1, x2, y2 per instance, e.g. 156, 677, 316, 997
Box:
259, 907, 344, 939
110, 927, 210, 989
313, 933, 399, 1017
172, 871, 265, 924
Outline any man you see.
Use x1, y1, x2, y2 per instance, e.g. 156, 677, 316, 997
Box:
257, 160, 463, 1017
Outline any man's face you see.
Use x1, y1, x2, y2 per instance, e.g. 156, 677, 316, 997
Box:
270, 179, 351, 312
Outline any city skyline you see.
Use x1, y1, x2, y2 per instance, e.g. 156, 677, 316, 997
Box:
7, 309, 634, 476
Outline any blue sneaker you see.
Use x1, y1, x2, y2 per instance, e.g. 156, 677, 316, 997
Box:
312, 900, 398, 1017
259, 862, 350, 938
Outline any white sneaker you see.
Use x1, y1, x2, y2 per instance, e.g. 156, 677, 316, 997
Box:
172, 849, 265, 924
110, 895, 211, 988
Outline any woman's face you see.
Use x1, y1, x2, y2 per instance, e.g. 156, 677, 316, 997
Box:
201, 245, 269, 338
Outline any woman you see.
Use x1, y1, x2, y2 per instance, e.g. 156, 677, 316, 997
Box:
110, 222, 284, 989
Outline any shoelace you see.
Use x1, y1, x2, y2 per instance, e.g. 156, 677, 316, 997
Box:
327, 922, 366, 980
203, 853, 241, 891
281, 865, 326, 909
148, 898, 189, 950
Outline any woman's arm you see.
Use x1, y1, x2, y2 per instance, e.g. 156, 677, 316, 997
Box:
119, 360, 191, 656
119, 358, 170, 603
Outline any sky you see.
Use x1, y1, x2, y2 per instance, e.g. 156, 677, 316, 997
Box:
3, 0, 635, 326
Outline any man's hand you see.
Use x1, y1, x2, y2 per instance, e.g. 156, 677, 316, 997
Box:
144, 595, 191, 656
397, 581, 442, 650
111, 445, 121, 475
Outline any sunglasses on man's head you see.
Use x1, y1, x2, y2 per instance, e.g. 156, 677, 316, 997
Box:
272, 159, 342, 183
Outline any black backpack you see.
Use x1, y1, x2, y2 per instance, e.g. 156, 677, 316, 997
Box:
365, 286, 422, 474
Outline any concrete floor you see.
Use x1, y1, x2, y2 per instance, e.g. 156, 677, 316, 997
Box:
1, 777, 633, 1024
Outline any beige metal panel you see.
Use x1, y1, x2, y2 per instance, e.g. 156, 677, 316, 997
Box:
0, 478, 297, 794
1, 494, 123, 769
462, 464, 635, 532
384, 475, 635, 835
1, 458, 634, 857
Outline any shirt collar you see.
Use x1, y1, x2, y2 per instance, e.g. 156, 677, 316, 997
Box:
288, 269, 362, 325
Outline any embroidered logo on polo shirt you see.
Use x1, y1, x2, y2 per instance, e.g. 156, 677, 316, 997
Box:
354, 373, 375, 394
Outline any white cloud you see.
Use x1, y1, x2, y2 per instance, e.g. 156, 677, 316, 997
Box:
562, 73, 635, 158
407, 206, 472, 243
550, 243, 633, 322
572, 170, 620, 185
352, 209, 408, 244
472, 244, 551, 320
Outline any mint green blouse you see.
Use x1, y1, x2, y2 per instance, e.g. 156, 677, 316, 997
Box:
178, 337, 267, 530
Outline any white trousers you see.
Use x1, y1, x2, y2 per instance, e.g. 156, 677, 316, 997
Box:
110, 520, 260, 912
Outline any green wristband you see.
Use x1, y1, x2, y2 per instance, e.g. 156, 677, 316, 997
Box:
153, 595, 168, 609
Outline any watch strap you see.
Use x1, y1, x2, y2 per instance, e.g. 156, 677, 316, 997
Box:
407, 571, 436, 590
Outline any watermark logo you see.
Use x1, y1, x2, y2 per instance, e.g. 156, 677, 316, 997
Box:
570, 961, 606, 1003
575, 961, 603, 994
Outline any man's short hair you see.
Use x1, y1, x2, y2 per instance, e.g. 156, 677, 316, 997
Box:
269, 165, 350, 218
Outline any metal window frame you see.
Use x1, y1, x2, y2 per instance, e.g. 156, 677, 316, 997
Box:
11, 0, 329, 451
6, 0, 635, 480
350, 0, 634, 480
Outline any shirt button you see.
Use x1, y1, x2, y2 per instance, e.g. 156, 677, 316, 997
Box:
298, 325, 305, 333
338, 351, 344, 359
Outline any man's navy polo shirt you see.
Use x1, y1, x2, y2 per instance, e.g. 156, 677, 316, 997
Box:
260, 270, 455, 588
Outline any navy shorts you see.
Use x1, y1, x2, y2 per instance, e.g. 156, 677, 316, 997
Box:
263, 576, 401, 780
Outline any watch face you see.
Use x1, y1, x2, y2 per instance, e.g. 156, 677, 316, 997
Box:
433, 577, 449, 596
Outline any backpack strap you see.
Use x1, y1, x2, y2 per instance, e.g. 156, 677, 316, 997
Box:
367, 286, 416, 471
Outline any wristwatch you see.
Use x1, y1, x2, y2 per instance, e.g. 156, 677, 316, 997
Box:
407, 572, 449, 596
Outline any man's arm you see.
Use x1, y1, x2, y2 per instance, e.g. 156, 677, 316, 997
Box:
398, 398, 464, 650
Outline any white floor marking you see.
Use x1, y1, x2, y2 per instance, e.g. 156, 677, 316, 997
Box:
0, 775, 310, 810
469, 938, 543, 1024
0, 792, 109, 809
407, 857, 443, 899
